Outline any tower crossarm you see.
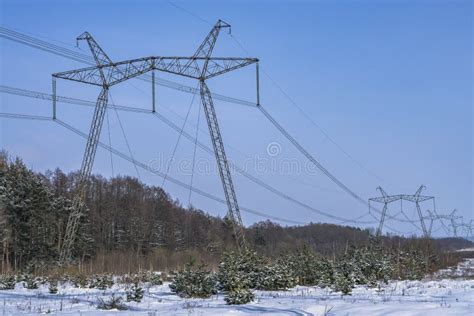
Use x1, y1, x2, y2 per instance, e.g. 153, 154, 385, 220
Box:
53, 57, 258, 87
369, 195, 401, 204
400, 195, 434, 203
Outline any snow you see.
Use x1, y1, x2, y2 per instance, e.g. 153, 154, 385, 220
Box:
1, 260, 473, 315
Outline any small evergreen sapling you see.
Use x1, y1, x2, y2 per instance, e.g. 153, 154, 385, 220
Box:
255, 261, 297, 291
22, 274, 39, 289
218, 250, 258, 305
333, 260, 354, 295
89, 274, 114, 290
169, 261, 217, 298
0, 275, 16, 290
318, 258, 335, 288
97, 294, 128, 310
71, 274, 89, 288
225, 287, 255, 305
126, 280, 144, 303
48, 278, 59, 294
286, 246, 320, 286
217, 249, 264, 291
148, 272, 163, 286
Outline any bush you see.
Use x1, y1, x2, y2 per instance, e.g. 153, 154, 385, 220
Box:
169, 261, 217, 298
218, 249, 264, 292
225, 288, 255, 305
0, 275, 16, 290
22, 274, 39, 289
48, 278, 59, 294
126, 280, 144, 303
70, 274, 89, 288
318, 258, 335, 288
89, 274, 114, 290
333, 260, 354, 295
146, 271, 163, 286
255, 261, 296, 291
97, 295, 127, 310
285, 246, 321, 286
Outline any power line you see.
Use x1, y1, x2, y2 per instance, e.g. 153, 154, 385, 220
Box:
0, 109, 307, 226
258, 105, 418, 225
0, 112, 52, 121
228, 31, 388, 185
109, 93, 141, 181
166, 1, 213, 26
162, 83, 198, 189
105, 109, 115, 177
3, 84, 344, 195
54, 118, 306, 225
143, 8, 407, 226
188, 95, 202, 207
0, 23, 459, 236
1, 85, 378, 225
161, 4, 388, 187
0, 26, 256, 107
1, 24, 418, 227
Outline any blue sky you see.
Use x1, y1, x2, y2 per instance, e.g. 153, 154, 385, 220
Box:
0, 0, 472, 236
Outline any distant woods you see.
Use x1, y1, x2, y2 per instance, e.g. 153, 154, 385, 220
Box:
0, 151, 471, 274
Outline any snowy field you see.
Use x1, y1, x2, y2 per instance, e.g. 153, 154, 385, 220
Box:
1, 259, 473, 315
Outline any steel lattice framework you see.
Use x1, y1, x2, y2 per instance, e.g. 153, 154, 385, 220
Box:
435, 210, 462, 237
53, 20, 258, 261
369, 185, 434, 238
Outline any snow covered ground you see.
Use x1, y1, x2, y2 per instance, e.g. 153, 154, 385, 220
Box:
1, 260, 473, 315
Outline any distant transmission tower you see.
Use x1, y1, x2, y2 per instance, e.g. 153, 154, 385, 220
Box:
369, 185, 434, 238
369, 186, 401, 237
422, 210, 437, 237
400, 185, 433, 238
435, 210, 462, 237
460, 220, 473, 238
53, 20, 259, 258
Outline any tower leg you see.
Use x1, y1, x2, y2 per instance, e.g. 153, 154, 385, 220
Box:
199, 80, 246, 250
415, 202, 429, 238
59, 87, 109, 264
376, 203, 388, 237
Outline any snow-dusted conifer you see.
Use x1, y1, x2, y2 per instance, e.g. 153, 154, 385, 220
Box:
169, 260, 217, 298
126, 280, 144, 302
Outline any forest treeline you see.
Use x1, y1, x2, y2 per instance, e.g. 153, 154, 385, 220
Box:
0, 151, 472, 274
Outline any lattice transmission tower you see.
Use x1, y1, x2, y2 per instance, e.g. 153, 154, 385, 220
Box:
435, 210, 463, 237
369, 185, 434, 238
53, 20, 259, 262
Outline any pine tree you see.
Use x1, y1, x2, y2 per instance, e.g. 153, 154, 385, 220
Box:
89, 274, 114, 290
169, 261, 217, 298
22, 274, 39, 289
217, 249, 264, 292
318, 258, 335, 288
255, 260, 297, 291
225, 287, 255, 305
48, 278, 58, 294
0, 153, 91, 270
0, 275, 15, 290
333, 260, 354, 295
285, 246, 320, 286
126, 280, 144, 302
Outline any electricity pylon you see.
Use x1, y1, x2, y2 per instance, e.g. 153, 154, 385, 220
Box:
400, 185, 432, 238
53, 20, 259, 253
460, 220, 473, 238
435, 210, 462, 237
369, 185, 435, 238
422, 210, 437, 237
369, 186, 401, 237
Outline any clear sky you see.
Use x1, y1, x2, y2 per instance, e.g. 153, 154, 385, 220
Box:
0, 0, 472, 237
